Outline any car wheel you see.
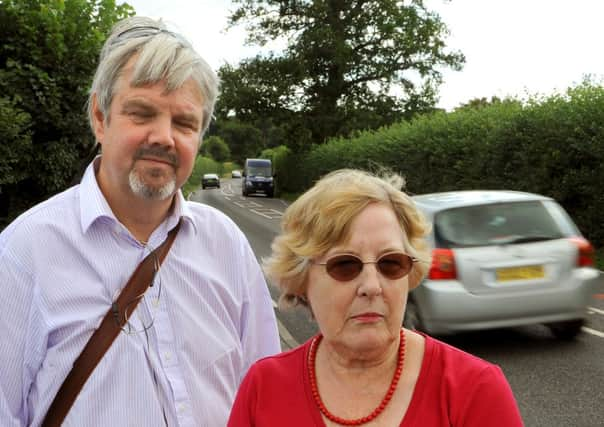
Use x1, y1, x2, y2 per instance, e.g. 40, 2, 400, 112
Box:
403, 297, 424, 331
266, 190, 274, 198
202, 185, 206, 189
547, 319, 584, 340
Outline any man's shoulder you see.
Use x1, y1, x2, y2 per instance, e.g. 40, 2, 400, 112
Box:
1, 185, 80, 245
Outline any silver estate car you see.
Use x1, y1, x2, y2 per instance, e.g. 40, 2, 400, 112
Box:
406, 190, 601, 339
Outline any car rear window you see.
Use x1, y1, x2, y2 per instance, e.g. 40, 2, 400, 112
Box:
433, 200, 579, 248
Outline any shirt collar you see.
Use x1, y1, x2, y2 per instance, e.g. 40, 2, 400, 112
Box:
170, 187, 197, 234
79, 156, 196, 235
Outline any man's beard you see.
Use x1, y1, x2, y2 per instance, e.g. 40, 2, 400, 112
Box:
129, 146, 179, 200
129, 167, 176, 200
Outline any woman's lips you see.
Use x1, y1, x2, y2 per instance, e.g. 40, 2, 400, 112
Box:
352, 313, 383, 322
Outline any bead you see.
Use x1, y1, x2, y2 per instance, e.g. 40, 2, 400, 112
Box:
308, 329, 405, 425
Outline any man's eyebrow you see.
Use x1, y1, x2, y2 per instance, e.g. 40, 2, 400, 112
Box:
121, 99, 156, 112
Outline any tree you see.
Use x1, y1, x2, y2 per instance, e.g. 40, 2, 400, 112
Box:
222, 0, 464, 145
211, 119, 266, 164
200, 135, 232, 162
0, 0, 133, 225
215, 60, 301, 155
455, 96, 508, 111
0, 96, 33, 217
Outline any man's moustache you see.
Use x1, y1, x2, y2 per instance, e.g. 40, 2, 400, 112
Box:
133, 146, 179, 167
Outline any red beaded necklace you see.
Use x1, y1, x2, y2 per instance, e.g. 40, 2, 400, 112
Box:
308, 329, 405, 426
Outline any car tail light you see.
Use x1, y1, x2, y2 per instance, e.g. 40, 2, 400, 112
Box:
428, 248, 457, 280
568, 237, 594, 267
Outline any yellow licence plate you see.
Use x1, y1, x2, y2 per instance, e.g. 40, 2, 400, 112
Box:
496, 265, 545, 282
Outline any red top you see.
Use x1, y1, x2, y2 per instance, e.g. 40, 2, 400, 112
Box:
228, 334, 524, 426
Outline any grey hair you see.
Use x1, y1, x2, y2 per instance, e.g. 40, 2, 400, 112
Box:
87, 16, 219, 142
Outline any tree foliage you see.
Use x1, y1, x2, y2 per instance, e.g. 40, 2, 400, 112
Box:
455, 96, 514, 111
220, 0, 464, 146
200, 135, 232, 162
211, 118, 267, 164
0, 0, 133, 224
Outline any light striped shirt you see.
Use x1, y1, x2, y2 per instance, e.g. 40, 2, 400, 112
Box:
0, 160, 281, 426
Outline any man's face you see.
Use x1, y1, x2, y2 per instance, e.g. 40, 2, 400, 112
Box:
92, 57, 204, 204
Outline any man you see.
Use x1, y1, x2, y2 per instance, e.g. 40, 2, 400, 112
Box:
0, 16, 280, 426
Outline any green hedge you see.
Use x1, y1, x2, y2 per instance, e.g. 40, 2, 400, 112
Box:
275, 83, 604, 249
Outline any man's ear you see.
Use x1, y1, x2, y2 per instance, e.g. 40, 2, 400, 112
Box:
91, 93, 106, 144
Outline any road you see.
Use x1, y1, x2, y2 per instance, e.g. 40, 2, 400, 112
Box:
190, 178, 604, 427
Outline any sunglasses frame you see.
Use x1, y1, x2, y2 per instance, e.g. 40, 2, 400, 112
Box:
315, 251, 418, 282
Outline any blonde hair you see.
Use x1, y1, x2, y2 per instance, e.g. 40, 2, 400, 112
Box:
263, 169, 431, 311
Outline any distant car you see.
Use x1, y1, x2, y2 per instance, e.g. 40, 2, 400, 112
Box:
201, 173, 220, 189
231, 170, 242, 178
405, 190, 601, 340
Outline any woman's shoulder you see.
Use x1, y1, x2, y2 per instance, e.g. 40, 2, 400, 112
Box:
405, 334, 523, 426
415, 333, 512, 395
423, 334, 499, 373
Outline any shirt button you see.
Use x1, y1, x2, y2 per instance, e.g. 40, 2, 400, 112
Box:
152, 298, 160, 307
165, 352, 172, 361
177, 403, 185, 413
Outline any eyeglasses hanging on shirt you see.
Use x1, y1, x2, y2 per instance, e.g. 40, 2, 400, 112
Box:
112, 249, 163, 335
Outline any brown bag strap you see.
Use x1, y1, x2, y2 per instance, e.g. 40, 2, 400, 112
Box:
42, 220, 182, 427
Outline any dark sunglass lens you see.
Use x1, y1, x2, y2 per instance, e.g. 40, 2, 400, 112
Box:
377, 254, 411, 279
326, 255, 363, 281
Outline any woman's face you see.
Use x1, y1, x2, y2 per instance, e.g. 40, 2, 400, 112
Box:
306, 202, 410, 356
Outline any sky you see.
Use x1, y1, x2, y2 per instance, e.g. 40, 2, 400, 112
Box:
120, 0, 604, 110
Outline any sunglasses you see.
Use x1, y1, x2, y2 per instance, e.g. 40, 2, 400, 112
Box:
315, 252, 417, 282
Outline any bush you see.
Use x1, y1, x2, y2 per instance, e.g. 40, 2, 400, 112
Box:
200, 135, 231, 162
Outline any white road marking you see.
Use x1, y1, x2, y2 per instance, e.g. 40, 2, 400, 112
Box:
587, 306, 604, 316
271, 299, 300, 350
250, 208, 283, 219
277, 317, 300, 350
582, 326, 604, 338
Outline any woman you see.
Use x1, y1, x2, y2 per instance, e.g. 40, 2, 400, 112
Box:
228, 169, 523, 426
